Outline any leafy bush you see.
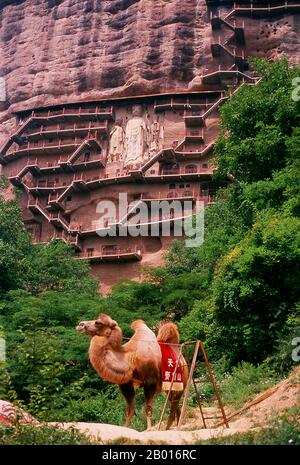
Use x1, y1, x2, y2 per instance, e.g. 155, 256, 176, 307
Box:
179, 299, 211, 342
214, 58, 300, 182
0, 424, 93, 445
212, 213, 300, 365
196, 361, 279, 409
52, 387, 167, 433
217, 362, 279, 408
52, 390, 125, 425
267, 307, 300, 375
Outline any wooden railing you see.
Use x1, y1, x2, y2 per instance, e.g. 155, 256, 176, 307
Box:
22, 121, 108, 138
78, 246, 142, 259
134, 190, 198, 200
32, 105, 114, 118
6, 139, 80, 156
152, 166, 213, 176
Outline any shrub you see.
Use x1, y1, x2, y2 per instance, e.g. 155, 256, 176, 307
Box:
0, 424, 93, 445
51, 388, 167, 432
198, 361, 279, 410
53, 394, 124, 425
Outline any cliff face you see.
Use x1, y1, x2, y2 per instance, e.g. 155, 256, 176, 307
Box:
1, 1, 300, 124
0, 0, 211, 115
1, 0, 300, 291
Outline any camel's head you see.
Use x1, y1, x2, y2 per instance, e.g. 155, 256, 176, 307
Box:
76, 313, 119, 337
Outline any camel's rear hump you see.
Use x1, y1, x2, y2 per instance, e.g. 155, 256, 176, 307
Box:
157, 322, 180, 345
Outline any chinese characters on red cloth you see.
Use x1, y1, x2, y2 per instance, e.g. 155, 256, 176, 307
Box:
158, 342, 184, 391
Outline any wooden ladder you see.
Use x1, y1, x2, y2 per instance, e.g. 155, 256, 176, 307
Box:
157, 340, 229, 430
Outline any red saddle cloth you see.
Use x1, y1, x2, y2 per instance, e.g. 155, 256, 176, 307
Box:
159, 343, 184, 391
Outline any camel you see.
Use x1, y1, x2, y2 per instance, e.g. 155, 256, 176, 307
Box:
76, 313, 188, 429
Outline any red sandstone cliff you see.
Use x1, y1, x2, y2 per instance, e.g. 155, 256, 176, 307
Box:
1, 0, 299, 127
1, 0, 300, 291
0, 0, 211, 117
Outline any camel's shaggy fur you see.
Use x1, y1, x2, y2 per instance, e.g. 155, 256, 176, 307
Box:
76, 314, 188, 429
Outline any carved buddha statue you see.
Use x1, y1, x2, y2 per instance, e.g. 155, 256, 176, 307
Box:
124, 104, 148, 169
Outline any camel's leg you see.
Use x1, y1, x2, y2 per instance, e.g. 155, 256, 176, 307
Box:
144, 384, 157, 430
166, 400, 177, 430
176, 405, 181, 424
166, 393, 181, 430
119, 382, 135, 428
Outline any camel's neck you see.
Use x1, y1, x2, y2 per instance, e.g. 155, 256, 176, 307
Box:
89, 326, 123, 357
88, 328, 132, 385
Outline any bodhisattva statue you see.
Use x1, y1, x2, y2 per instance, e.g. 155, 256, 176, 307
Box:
124, 105, 148, 169
149, 120, 164, 154
108, 120, 125, 163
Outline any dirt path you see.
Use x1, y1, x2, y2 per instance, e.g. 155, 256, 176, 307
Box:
50, 421, 242, 445
51, 367, 300, 445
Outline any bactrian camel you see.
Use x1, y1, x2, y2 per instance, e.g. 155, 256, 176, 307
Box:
76, 313, 188, 429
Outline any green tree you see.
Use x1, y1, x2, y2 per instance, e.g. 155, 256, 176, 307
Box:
214, 59, 300, 182
24, 241, 99, 295
212, 213, 300, 364
0, 198, 32, 296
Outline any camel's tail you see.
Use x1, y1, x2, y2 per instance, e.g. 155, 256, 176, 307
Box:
157, 322, 180, 345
